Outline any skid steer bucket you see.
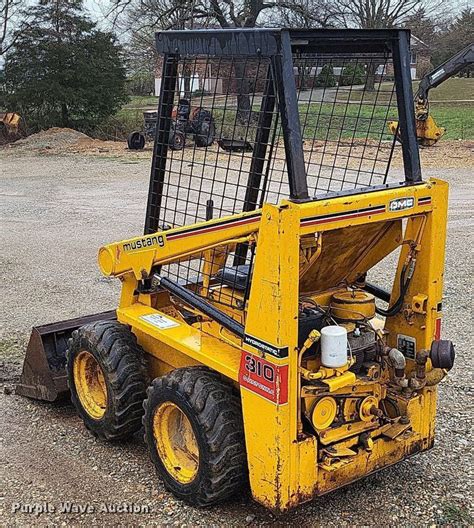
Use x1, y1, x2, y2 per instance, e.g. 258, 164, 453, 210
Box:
16, 310, 116, 402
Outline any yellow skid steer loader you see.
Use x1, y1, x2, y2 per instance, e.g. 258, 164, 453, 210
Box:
17, 29, 455, 511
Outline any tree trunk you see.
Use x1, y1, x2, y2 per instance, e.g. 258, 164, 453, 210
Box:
365, 62, 378, 91
234, 59, 251, 123
183, 63, 192, 99
61, 103, 69, 127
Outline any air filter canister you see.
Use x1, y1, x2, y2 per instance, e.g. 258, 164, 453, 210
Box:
330, 290, 376, 321
321, 325, 348, 368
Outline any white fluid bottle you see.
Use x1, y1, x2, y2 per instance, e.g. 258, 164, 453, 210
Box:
320, 325, 348, 368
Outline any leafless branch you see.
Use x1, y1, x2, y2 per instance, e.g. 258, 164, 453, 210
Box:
1, 0, 29, 56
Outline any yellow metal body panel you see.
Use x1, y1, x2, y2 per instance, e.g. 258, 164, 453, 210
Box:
384, 181, 448, 351
240, 204, 317, 508
100, 178, 449, 511
299, 220, 402, 292
117, 304, 240, 381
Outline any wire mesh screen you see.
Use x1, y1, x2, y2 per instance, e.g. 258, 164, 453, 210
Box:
264, 52, 398, 201
149, 54, 274, 308
154, 54, 277, 229
149, 42, 401, 307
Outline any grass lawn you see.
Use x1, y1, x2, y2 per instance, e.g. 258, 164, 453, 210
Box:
424, 103, 473, 140
117, 78, 473, 141
213, 102, 397, 143
124, 95, 159, 109
416, 78, 473, 140
344, 78, 473, 139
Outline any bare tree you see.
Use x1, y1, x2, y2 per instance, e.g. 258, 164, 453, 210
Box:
0, 0, 29, 56
107, 0, 338, 31
266, 0, 340, 28
107, 0, 337, 119
330, 0, 446, 89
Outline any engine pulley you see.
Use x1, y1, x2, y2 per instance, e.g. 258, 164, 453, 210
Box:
359, 396, 379, 422
311, 396, 337, 430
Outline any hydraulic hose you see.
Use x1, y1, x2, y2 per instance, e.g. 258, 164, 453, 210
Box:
152, 273, 245, 338
375, 259, 414, 318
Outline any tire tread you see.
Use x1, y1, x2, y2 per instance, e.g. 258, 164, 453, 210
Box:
143, 367, 247, 506
66, 321, 148, 441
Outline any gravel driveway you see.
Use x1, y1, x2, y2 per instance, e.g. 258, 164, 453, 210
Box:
1, 151, 473, 526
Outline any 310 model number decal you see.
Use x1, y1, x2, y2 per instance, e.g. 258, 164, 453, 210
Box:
238, 352, 288, 405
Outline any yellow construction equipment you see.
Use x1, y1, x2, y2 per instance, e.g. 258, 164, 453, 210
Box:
17, 29, 455, 511
388, 114, 446, 147
0, 112, 21, 142
389, 42, 473, 146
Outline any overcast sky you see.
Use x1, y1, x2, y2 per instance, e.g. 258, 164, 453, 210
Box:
84, 0, 471, 26
84, 0, 108, 25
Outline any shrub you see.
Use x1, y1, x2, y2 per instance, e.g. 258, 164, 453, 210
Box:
315, 64, 336, 88
86, 110, 144, 140
192, 88, 211, 97
340, 64, 366, 86
127, 71, 155, 96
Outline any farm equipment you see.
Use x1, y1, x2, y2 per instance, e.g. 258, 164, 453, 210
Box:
389, 42, 473, 146
127, 98, 215, 150
17, 29, 455, 511
0, 112, 21, 142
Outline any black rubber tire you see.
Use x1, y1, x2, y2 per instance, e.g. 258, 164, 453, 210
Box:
66, 321, 148, 441
143, 367, 247, 506
193, 109, 215, 147
194, 120, 215, 147
168, 129, 186, 150
127, 131, 145, 150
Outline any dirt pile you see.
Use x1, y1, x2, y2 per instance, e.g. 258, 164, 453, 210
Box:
13, 127, 90, 150
9, 127, 137, 155
3, 127, 472, 168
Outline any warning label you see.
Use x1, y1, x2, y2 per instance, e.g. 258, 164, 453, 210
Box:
140, 313, 180, 330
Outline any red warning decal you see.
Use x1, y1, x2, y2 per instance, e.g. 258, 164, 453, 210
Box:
435, 317, 442, 341
238, 352, 288, 404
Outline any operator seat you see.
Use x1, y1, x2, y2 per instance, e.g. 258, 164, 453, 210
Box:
214, 264, 252, 291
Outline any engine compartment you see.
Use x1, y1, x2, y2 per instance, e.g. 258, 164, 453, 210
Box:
296, 287, 453, 467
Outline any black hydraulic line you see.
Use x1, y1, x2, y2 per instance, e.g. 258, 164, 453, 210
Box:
375, 264, 410, 317
152, 274, 245, 338
364, 282, 391, 303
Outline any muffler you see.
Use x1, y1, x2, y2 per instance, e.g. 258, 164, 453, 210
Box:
16, 310, 116, 402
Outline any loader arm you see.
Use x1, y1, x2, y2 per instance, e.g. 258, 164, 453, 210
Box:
388, 42, 473, 146
416, 43, 474, 105
98, 210, 261, 280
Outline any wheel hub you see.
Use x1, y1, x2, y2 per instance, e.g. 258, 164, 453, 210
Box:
73, 350, 108, 419
153, 402, 199, 484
